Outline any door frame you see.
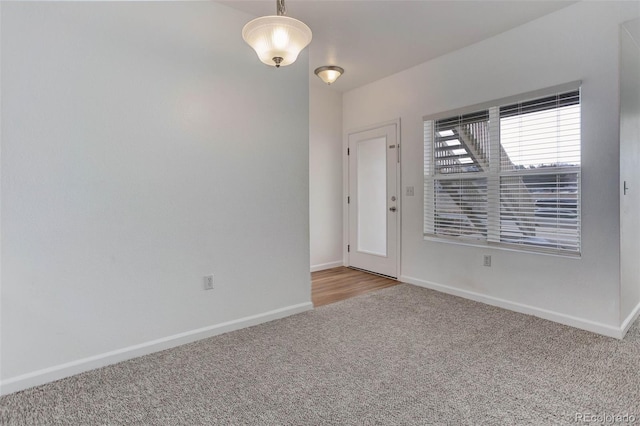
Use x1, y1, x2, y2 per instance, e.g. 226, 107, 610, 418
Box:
343, 118, 401, 278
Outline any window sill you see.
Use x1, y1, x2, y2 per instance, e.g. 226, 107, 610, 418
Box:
422, 234, 582, 259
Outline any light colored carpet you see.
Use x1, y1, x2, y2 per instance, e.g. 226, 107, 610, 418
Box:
1, 284, 639, 425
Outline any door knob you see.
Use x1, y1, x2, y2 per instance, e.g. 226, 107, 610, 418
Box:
389, 206, 397, 212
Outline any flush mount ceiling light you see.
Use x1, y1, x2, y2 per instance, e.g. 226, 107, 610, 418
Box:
242, 0, 312, 68
314, 66, 344, 85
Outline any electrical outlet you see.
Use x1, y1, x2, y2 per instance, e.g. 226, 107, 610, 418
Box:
204, 274, 214, 290
483, 255, 491, 267
406, 186, 415, 196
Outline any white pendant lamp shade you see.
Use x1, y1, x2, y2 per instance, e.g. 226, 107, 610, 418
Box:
242, 16, 312, 67
314, 66, 344, 84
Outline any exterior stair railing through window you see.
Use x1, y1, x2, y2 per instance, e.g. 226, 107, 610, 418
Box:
435, 119, 536, 238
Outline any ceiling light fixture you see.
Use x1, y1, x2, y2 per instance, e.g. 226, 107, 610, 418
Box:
242, 0, 312, 68
314, 66, 344, 85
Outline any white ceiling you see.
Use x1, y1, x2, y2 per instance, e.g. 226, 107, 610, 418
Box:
220, 1, 575, 92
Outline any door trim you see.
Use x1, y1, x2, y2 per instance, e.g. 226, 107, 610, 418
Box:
343, 118, 401, 279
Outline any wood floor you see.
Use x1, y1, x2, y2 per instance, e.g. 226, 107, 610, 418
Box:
312, 266, 399, 307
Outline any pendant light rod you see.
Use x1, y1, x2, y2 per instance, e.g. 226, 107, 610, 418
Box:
277, 0, 286, 16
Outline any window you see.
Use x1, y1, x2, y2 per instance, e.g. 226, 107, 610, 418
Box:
424, 85, 581, 255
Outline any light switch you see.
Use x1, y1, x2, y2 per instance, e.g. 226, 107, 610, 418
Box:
406, 186, 415, 196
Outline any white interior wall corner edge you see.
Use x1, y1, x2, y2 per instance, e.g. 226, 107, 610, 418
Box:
0, 0, 3, 393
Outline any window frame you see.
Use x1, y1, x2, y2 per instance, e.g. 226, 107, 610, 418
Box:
423, 81, 582, 257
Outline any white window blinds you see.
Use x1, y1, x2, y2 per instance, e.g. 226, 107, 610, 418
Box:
424, 86, 581, 256
424, 111, 490, 240
496, 91, 580, 253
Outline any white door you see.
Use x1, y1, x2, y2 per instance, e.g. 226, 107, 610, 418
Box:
348, 123, 399, 278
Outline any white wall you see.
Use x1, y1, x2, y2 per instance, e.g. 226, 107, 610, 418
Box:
309, 78, 343, 271
1, 2, 311, 393
620, 18, 640, 328
344, 1, 640, 336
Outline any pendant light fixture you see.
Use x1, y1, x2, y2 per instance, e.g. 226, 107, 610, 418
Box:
242, 0, 312, 68
314, 66, 344, 85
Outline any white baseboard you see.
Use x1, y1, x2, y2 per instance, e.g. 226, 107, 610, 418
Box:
400, 275, 624, 339
0, 302, 313, 396
310, 261, 343, 272
621, 301, 640, 337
